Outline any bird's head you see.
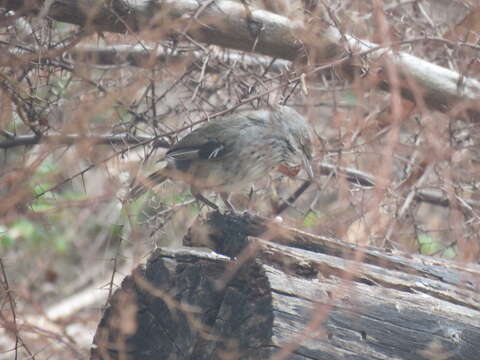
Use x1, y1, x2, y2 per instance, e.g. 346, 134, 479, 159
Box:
272, 105, 314, 179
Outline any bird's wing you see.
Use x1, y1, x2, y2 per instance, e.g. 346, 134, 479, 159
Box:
166, 140, 227, 161
166, 120, 235, 163
166, 147, 201, 161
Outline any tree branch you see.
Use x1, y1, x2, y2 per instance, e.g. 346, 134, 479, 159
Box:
317, 163, 480, 212
3, 0, 480, 118
67, 44, 290, 71
1, 130, 476, 211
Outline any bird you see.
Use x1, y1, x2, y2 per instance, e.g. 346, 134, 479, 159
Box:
129, 105, 313, 211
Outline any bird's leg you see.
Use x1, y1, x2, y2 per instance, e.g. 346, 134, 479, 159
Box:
220, 192, 235, 213
191, 188, 219, 211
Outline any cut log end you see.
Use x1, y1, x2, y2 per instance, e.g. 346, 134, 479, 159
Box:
91, 246, 274, 360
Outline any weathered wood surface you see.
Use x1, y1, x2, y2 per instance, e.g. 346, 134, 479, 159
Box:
91, 212, 480, 360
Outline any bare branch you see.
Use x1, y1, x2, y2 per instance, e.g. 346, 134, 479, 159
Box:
3, 0, 480, 118
318, 163, 480, 212
0, 133, 168, 149
1, 130, 476, 212
67, 44, 290, 71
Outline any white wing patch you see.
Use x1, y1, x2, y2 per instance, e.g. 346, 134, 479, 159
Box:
167, 149, 200, 161
208, 144, 225, 159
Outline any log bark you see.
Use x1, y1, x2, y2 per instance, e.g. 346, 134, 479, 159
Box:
91, 212, 480, 360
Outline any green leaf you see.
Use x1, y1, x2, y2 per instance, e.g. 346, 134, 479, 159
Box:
418, 232, 442, 255
10, 219, 36, 239
31, 198, 56, 212
36, 158, 57, 176
54, 237, 68, 253
442, 246, 457, 259
303, 211, 318, 229
32, 184, 55, 197
0, 225, 14, 248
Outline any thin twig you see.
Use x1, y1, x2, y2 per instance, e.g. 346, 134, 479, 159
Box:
0, 133, 169, 149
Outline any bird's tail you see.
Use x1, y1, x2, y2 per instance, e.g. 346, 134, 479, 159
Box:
128, 161, 168, 199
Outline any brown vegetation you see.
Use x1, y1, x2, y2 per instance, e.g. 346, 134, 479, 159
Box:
1, 1, 480, 359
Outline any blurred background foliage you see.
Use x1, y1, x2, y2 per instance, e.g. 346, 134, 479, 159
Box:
1, 0, 479, 358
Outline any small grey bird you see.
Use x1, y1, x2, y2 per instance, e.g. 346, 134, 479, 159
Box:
130, 105, 313, 211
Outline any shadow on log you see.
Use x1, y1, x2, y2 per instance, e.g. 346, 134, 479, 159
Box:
91, 212, 480, 360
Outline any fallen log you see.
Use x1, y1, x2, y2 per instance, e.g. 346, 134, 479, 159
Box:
91, 212, 480, 360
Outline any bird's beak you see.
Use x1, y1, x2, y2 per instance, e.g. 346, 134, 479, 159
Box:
302, 155, 314, 179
